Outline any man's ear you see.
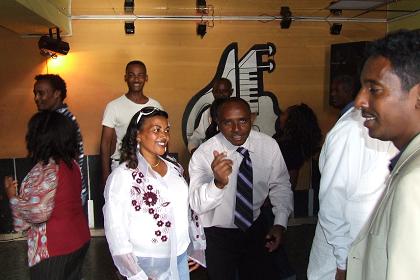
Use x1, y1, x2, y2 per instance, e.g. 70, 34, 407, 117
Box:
413, 84, 420, 109
54, 90, 62, 99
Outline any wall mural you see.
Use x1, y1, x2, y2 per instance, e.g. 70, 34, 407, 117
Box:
182, 42, 282, 146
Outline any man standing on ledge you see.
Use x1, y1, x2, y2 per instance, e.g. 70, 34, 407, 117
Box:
100, 60, 162, 185
33, 74, 87, 208
188, 78, 234, 154
347, 29, 420, 279
189, 97, 293, 280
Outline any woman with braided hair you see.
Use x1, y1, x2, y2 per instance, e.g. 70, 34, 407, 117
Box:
103, 107, 204, 280
274, 103, 322, 190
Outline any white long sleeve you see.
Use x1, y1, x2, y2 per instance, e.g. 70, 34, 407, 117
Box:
187, 109, 211, 153
103, 168, 145, 279
308, 108, 397, 278
189, 130, 293, 229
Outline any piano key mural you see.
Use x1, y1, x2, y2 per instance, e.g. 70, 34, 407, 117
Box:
182, 42, 281, 145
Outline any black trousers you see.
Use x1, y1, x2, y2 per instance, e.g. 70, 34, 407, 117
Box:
204, 215, 277, 280
29, 241, 90, 280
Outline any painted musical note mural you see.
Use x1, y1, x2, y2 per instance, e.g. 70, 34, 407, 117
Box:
182, 42, 281, 146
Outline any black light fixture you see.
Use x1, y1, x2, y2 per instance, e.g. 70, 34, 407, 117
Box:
330, 23, 342, 35
280, 6, 292, 29
196, 22, 207, 38
125, 21, 135, 34
196, 0, 207, 14
124, 0, 134, 14
38, 27, 69, 58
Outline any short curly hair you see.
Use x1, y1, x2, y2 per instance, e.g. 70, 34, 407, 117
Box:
126, 60, 147, 74
34, 74, 67, 100
366, 29, 420, 92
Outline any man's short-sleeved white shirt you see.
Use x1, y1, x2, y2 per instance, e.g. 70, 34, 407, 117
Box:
102, 95, 162, 160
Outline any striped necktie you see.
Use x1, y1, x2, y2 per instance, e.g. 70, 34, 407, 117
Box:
234, 147, 253, 231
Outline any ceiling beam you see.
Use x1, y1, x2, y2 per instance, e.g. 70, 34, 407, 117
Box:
0, 0, 71, 35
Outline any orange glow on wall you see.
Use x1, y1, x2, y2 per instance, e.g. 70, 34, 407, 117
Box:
42, 53, 75, 74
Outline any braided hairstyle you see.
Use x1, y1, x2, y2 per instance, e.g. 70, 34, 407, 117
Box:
120, 107, 169, 169
278, 103, 322, 160
26, 111, 78, 168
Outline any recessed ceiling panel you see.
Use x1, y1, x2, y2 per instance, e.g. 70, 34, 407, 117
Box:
329, 0, 391, 10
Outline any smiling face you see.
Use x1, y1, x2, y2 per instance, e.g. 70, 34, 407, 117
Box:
355, 55, 420, 149
33, 80, 62, 111
125, 63, 148, 93
137, 116, 170, 160
218, 100, 252, 146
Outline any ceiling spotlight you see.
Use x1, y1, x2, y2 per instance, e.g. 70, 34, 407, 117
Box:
38, 27, 69, 58
125, 21, 135, 34
196, 0, 207, 14
124, 0, 134, 14
196, 22, 207, 38
330, 23, 342, 35
280, 6, 292, 29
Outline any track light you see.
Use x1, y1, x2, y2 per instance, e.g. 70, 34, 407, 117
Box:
124, 0, 134, 14
125, 21, 135, 34
196, 0, 207, 14
38, 28, 69, 58
330, 23, 342, 35
196, 22, 207, 38
280, 6, 292, 29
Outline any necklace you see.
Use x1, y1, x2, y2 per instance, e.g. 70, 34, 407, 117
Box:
151, 159, 160, 168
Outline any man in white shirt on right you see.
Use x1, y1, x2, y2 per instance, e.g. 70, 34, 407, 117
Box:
307, 77, 398, 279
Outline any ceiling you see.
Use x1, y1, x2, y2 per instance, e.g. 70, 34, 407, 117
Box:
0, 0, 419, 36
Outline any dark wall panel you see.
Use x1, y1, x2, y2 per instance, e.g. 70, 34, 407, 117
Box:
329, 41, 369, 105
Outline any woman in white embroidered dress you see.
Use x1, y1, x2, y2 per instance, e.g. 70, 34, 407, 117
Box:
103, 107, 204, 280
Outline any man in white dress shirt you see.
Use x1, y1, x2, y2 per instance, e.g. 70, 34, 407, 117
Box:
189, 97, 293, 280
307, 80, 397, 279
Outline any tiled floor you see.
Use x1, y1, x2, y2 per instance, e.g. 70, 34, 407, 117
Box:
0, 223, 315, 280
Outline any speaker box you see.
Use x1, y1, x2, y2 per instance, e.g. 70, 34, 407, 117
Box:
329, 41, 369, 106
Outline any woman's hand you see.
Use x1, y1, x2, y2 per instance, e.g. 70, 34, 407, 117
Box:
4, 176, 17, 199
188, 259, 201, 272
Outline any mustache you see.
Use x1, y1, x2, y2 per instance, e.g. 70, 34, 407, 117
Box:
361, 109, 376, 118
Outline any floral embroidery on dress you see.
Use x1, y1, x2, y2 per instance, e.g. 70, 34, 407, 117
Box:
130, 170, 172, 243
143, 191, 158, 206
190, 209, 206, 244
